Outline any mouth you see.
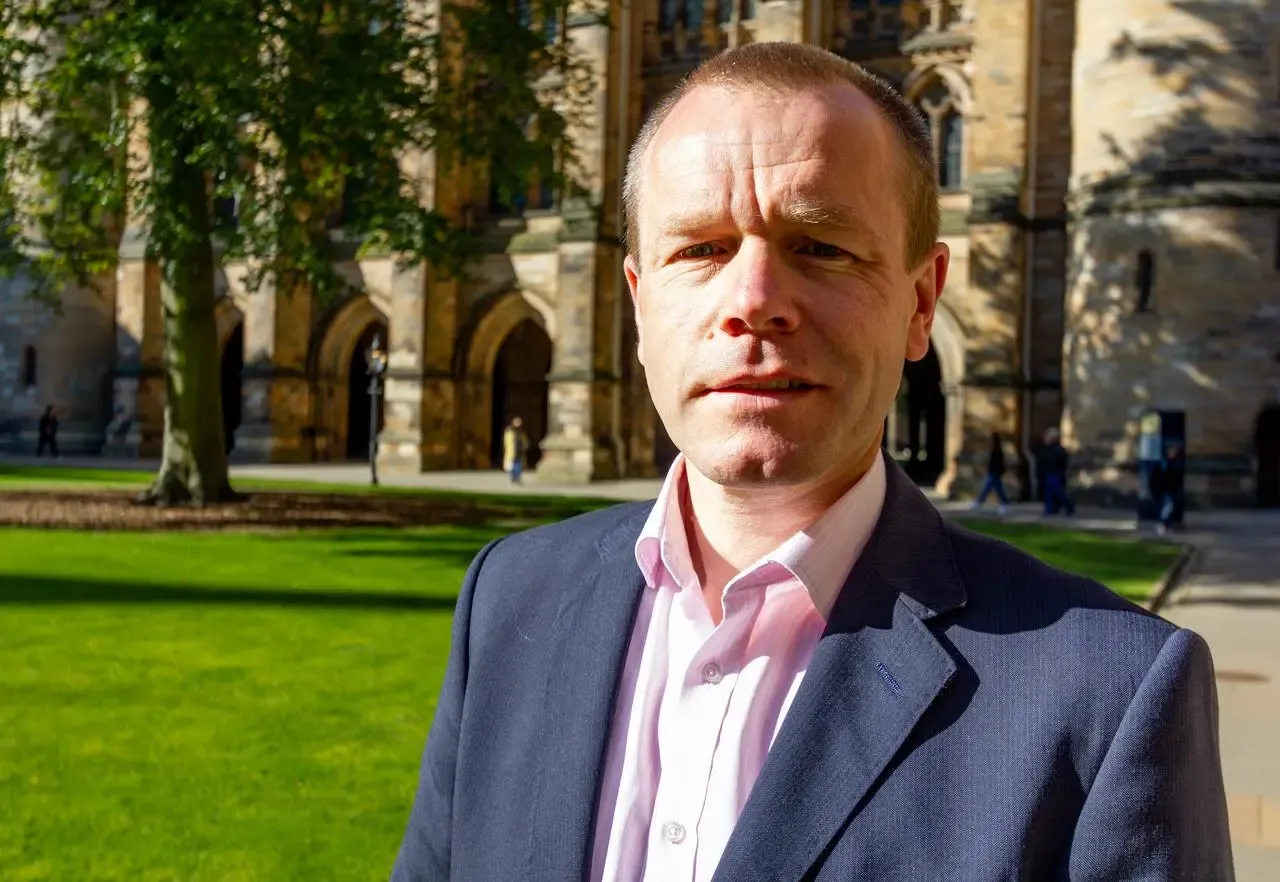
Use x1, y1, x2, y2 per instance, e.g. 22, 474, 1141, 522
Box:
704, 378, 820, 397
720, 380, 815, 391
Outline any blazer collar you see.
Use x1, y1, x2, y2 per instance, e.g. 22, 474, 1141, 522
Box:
710, 456, 968, 881
525, 503, 651, 881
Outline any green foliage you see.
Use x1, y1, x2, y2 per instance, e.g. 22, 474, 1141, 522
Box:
0, 0, 595, 305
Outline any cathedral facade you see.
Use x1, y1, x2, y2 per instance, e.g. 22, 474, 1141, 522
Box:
2, 0, 1278, 506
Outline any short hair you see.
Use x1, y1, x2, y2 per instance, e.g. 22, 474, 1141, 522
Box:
621, 41, 939, 269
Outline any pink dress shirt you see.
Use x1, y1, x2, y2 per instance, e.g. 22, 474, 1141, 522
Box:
588, 451, 888, 882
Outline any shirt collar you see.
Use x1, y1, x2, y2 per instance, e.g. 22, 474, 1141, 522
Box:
633, 450, 888, 620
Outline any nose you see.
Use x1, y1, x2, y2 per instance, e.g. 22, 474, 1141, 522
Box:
716, 241, 800, 337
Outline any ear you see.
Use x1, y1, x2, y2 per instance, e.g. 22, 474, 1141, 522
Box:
905, 242, 949, 362
624, 252, 646, 367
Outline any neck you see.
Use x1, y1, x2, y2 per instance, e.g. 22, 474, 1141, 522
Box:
682, 443, 881, 604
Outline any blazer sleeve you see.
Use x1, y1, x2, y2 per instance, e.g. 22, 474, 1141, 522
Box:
390, 538, 502, 882
1066, 627, 1235, 881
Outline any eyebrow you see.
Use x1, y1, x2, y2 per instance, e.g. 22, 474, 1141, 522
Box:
653, 198, 881, 250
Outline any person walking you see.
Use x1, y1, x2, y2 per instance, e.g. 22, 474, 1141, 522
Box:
501, 417, 529, 485
36, 404, 59, 458
1037, 427, 1075, 516
1157, 442, 1186, 534
970, 431, 1011, 514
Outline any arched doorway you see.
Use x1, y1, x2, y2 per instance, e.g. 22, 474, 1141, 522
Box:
891, 344, 947, 486
1257, 406, 1280, 507
489, 319, 552, 468
220, 323, 244, 455
345, 321, 389, 461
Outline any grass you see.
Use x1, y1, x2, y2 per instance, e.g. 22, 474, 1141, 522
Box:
0, 464, 1182, 880
0, 526, 513, 882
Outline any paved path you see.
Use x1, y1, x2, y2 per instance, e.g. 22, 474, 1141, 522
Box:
1156, 522, 1280, 880
6, 455, 1278, 875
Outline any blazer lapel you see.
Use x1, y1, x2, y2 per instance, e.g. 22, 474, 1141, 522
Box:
526, 507, 650, 881
711, 460, 968, 882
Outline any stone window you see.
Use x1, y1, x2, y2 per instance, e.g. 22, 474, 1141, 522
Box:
716, 0, 756, 22
22, 346, 36, 388
844, 0, 902, 41
916, 79, 964, 190
660, 0, 703, 33
1135, 249, 1155, 312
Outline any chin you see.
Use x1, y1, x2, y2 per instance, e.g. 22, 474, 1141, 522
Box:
684, 433, 818, 488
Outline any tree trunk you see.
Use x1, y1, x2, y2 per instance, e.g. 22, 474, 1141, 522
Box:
139, 248, 240, 506
138, 90, 239, 506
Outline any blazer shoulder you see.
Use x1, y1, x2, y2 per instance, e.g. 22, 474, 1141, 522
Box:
481, 499, 654, 570
941, 518, 1178, 653
458, 499, 653, 659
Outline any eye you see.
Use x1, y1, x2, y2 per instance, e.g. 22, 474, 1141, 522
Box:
677, 243, 722, 260
797, 240, 848, 259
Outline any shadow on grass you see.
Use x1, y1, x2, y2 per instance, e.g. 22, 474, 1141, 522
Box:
0, 575, 458, 610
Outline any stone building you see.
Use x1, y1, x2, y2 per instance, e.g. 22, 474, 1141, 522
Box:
2, 0, 1278, 506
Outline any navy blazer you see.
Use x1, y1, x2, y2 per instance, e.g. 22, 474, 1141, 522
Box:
392, 458, 1233, 881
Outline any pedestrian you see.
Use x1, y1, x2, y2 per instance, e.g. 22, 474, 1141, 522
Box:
36, 404, 59, 458
970, 430, 1011, 514
1037, 427, 1076, 516
1158, 442, 1186, 534
391, 42, 1230, 881
501, 417, 528, 484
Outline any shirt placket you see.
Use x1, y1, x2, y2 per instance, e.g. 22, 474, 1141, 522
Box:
643, 581, 763, 882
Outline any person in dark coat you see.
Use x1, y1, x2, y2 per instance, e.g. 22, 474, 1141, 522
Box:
36, 405, 59, 458
970, 431, 1010, 514
1158, 443, 1186, 533
1037, 427, 1075, 516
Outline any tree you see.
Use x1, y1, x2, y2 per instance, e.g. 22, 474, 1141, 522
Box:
0, 0, 592, 504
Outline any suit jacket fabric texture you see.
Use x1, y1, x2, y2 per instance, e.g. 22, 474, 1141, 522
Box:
391, 458, 1233, 881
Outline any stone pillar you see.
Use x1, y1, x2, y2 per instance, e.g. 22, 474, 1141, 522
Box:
233, 277, 313, 463
954, 0, 1035, 498
538, 228, 626, 483
106, 232, 166, 458
754, 0, 806, 42
377, 261, 461, 473
534, 5, 632, 483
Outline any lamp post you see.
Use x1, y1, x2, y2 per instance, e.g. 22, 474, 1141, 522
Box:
365, 334, 388, 486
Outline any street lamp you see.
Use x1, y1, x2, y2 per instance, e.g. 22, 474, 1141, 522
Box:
365, 333, 389, 486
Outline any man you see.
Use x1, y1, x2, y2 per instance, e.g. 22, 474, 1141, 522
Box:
1038, 426, 1077, 517
392, 42, 1231, 881
502, 417, 529, 484
36, 404, 58, 458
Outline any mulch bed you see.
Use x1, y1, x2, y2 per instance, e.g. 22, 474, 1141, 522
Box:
0, 488, 552, 532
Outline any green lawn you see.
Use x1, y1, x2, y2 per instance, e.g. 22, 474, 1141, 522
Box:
0, 469, 1182, 881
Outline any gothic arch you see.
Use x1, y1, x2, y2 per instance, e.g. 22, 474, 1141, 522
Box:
465, 290, 554, 376
459, 291, 553, 468
903, 64, 974, 114
311, 294, 389, 461
889, 301, 967, 494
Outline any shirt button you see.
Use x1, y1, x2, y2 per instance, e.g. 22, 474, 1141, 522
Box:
701, 662, 723, 684
662, 821, 686, 844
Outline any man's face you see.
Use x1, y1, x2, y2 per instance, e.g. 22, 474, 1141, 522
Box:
625, 83, 948, 490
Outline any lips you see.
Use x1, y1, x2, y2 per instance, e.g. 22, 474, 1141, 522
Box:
723, 380, 813, 391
